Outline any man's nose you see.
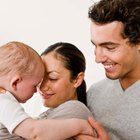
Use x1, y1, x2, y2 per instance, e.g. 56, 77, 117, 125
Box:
95, 47, 107, 63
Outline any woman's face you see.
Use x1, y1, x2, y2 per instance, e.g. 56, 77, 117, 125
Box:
40, 52, 77, 108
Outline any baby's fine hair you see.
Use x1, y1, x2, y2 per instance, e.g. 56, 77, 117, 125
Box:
0, 41, 42, 77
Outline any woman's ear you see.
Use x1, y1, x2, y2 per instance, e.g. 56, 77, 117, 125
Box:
138, 45, 140, 51
73, 72, 84, 88
136, 44, 140, 51
10, 75, 22, 91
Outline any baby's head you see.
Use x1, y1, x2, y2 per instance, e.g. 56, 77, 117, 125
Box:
0, 41, 44, 103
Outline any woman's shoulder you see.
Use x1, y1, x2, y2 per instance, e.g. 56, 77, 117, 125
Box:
46, 100, 93, 119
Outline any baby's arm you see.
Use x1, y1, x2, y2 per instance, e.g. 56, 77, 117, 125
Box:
0, 93, 93, 140
75, 135, 96, 140
14, 118, 94, 140
0, 93, 94, 140
39, 100, 97, 139
74, 117, 111, 140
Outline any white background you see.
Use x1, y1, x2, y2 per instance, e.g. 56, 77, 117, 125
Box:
0, 0, 105, 116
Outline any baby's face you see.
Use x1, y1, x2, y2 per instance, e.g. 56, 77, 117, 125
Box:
13, 62, 45, 103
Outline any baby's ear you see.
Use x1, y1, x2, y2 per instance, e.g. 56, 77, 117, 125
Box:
10, 75, 22, 91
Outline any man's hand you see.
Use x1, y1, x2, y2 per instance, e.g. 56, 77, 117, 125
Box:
75, 117, 111, 140
88, 117, 111, 140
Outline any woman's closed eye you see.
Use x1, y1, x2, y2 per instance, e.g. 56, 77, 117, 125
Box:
49, 78, 58, 81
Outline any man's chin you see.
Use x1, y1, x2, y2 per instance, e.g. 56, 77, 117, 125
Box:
106, 74, 118, 80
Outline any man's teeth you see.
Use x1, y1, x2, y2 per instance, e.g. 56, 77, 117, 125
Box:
104, 65, 113, 69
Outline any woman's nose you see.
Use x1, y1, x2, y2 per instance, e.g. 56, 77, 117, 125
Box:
40, 81, 49, 91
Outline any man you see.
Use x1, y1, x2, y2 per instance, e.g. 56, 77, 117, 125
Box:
87, 0, 140, 140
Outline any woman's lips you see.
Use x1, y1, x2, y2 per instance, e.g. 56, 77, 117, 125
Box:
41, 92, 54, 99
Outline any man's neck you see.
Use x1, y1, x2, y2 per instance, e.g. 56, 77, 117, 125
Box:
119, 78, 140, 90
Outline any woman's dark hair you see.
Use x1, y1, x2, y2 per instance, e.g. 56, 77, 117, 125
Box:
41, 42, 87, 105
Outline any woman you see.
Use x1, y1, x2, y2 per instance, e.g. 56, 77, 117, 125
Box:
39, 42, 97, 139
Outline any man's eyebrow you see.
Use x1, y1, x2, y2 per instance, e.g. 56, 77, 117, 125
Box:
90, 40, 119, 46
100, 42, 119, 46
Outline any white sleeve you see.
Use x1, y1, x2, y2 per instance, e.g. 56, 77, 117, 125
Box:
0, 91, 30, 133
40, 100, 93, 120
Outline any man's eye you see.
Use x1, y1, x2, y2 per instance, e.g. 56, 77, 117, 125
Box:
106, 47, 116, 51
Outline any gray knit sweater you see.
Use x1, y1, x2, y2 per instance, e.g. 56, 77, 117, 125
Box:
87, 78, 140, 140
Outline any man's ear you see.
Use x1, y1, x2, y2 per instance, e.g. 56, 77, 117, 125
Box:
10, 75, 22, 91
73, 72, 84, 88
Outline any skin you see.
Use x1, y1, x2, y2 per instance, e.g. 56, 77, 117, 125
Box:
12, 60, 94, 139
75, 117, 111, 140
40, 51, 83, 108
40, 52, 99, 139
88, 20, 140, 140
0, 61, 44, 103
0, 48, 95, 139
11, 66, 44, 103
90, 21, 140, 90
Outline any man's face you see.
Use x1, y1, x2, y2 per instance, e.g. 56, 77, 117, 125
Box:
90, 21, 140, 82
